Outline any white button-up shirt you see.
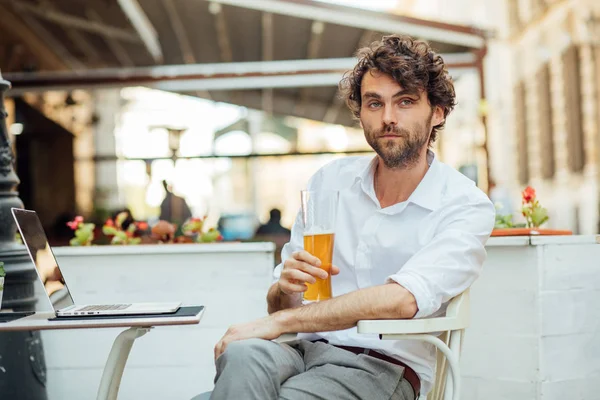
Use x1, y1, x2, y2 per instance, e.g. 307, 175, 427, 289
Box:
273, 152, 495, 395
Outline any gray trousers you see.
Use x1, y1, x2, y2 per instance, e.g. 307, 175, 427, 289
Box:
209, 338, 415, 400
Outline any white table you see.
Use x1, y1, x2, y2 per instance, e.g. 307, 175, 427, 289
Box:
48, 243, 274, 398
0, 307, 205, 400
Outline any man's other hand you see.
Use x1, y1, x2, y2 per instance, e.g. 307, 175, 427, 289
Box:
214, 315, 284, 360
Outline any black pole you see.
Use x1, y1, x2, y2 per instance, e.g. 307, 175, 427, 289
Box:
0, 71, 24, 237
0, 70, 48, 399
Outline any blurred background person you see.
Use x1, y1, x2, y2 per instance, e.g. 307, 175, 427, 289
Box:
254, 208, 291, 265
160, 180, 192, 226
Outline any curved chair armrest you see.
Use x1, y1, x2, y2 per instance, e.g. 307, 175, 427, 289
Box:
357, 314, 467, 335
357, 289, 470, 335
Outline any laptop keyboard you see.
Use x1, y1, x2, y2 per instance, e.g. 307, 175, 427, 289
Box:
78, 304, 132, 312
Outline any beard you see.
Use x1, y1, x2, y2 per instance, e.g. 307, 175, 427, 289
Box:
363, 111, 433, 169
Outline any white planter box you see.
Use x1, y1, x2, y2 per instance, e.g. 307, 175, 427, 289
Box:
463, 235, 600, 400
36, 242, 275, 400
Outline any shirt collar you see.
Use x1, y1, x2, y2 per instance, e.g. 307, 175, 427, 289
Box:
356, 156, 379, 204
356, 150, 443, 211
408, 150, 443, 211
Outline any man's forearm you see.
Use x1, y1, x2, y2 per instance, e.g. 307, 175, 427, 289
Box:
272, 283, 417, 333
266, 282, 303, 314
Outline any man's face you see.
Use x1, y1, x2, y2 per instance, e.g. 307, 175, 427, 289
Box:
359, 70, 443, 169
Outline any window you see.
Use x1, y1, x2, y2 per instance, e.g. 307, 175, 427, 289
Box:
536, 63, 555, 179
515, 81, 529, 184
561, 45, 585, 173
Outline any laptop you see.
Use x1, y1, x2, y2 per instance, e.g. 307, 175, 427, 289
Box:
12, 208, 181, 317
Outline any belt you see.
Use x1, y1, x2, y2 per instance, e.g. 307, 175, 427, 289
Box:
313, 340, 421, 398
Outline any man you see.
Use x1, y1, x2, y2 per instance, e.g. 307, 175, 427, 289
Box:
255, 208, 291, 237
209, 35, 495, 400
255, 208, 292, 265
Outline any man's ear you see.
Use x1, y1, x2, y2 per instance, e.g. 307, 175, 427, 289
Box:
432, 106, 444, 127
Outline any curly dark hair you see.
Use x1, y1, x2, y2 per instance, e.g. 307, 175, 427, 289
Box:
339, 35, 456, 144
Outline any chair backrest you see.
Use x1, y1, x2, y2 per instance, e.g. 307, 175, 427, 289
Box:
426, 289, 470, 400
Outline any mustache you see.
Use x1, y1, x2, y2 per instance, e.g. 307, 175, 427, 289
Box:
374, 125, 408, 137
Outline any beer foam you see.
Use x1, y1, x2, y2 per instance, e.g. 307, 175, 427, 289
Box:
303, 230, 334, 236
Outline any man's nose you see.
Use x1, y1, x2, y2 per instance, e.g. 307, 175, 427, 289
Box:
382, 106, 397, 125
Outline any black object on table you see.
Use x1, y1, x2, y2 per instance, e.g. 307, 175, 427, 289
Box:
0, 311, 35, 323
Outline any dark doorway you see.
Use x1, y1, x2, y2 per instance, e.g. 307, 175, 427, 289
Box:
13, 98, 76, 245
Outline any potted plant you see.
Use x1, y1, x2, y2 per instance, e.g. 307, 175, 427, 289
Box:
0, 261, 5, 308
492, 186, 572, 236
102, 212, 148, 245
65, 209, 223, 246
181, 216, 223, 243
67, 216, 95, 246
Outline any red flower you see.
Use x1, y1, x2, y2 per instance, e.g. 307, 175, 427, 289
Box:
217, 234, 223, 241
104, 219, 114, 227
137, 222, 148, 231
66, 221, 79, 230
66, 216, 85, 230
522, 186, 536, 204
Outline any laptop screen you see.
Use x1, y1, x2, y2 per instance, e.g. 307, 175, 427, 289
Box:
12, 208, 75, 311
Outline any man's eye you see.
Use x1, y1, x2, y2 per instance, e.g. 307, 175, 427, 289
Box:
400, 99, 414, 106
368, 102, 382, 108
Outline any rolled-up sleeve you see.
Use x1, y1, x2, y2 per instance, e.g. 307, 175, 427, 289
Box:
387, 197, 495, 318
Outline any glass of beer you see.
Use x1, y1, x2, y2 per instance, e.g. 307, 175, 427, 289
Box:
301, 190, 338, 302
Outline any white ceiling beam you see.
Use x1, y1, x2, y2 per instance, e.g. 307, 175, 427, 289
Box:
5, 56, 477, 94
5, 55, 476, 79
205, 0, 487, 48
117, 0, 163, 63
11, 1, 142, 43
14, 73, 345, 94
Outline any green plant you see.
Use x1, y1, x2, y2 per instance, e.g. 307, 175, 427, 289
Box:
494, 203, 526, 229
67, 216, 96, 246
0, 261, 5, 291
181, 216, 223, 243
102, 212, 148, 245
521, 186, 549, 228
